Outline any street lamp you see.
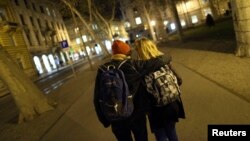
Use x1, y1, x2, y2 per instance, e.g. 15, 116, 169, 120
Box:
150, 20, 156, 26
150, 20, 156, 36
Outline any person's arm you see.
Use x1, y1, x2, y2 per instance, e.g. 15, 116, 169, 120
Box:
168, 62, 182, 86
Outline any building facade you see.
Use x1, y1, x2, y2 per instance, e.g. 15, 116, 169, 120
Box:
0, 0, 34, 96
120, 0, 231, 41
64, 18, 129, 57
2, 0, 72, 75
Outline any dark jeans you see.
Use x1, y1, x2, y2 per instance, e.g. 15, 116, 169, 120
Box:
111, 114, 148, 141
154, 121, 178, 141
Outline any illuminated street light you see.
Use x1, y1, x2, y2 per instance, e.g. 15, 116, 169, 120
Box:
163, 20, 168, 26
151, 20, 156, 26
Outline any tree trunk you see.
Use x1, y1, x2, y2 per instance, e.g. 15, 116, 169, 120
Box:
61, 0, 111, 57
141, 0, 157, 41
169, 0, 184, 42
209, 0, 219, 19
0, 48, 55, 123
231, 0, 250, 57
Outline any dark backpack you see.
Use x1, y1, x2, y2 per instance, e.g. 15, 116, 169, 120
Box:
98, 60, 134, 122
145, 64, 181, 107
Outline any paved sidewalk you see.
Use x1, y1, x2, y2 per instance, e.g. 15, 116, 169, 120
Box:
0, 40, 250, 141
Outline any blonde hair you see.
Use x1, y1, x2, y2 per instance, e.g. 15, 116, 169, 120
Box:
135, 37, 163, 60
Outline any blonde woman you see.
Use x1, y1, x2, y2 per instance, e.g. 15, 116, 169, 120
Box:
134, 37, 185, 141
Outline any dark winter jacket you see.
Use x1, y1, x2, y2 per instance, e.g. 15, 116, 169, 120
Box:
93, 55, 150, 128
135, 55, 186, 133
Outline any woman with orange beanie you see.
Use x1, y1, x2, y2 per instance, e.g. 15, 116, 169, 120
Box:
94, 40, 149, 141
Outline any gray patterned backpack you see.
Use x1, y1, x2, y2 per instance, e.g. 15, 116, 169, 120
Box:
145, 64, 181, 106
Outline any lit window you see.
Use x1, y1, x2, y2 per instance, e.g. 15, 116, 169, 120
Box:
42, 55, 52, 72
33, 56, 43, 74
163, 20, 168, 26
191, 15, 198, 24
82, 35, 87, 42
170, 23, 176, 30
74, 27, 79, 33
48, 54, 56, 69
204, 8, 212, 17
150, 20, 156, 26
76, 38, 81, 44
46, 7, 51, 16
92, 24, 98, 30
181, 20, 186, 27
86, 46, 91, 55
125, 22, 130, 28
135, 17, 142, 25
202, 0, 208, 4
52, 10, 56, 17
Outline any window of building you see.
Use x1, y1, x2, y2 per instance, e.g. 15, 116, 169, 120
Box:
37, 19, 41, 28
19, 14, 26, 25
82, 35, 88, 42
202, 0, 209, 4
30, 17, 34, 26
135, 17, 142, 25
46, 7, 51, 16
181, 19, 186, 27
32, 3, 36, 11
52, 22, 56, 30
61, 24, 64, 30
57, 22, 60, 29
14, 0, 19, 6
92, 24, 98, 30
191, 15, 198, 24
26, 32, 32, 46
0, 10, 6, 21
76, 38, 81, 44
74, 27, 79, 33
35, 33, 40, 45
40, 6, 44, 13
163, 20, 168, 26
23, 0, 29, 9
45, 20, 49, 28
52, 10, 56, 17
133, 8, 138, 14
16, 58, 24, 69
170, 23, 176, 30
124, 22, 130, 28
204, 8, 212, 17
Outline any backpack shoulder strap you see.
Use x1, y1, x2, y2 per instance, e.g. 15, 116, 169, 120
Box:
118, 59, 127, 69
98, 64, 108, 72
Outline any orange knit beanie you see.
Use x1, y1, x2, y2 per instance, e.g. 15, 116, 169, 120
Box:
112, 40, 131, 55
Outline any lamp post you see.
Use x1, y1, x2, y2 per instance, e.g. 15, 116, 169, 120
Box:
150, 20, 157, 40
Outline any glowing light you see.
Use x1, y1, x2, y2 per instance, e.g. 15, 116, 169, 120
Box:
181, 20, 186, 27
135, 17, 142, 25
48, 54, 57, 69
42, 55, 52, 72
33, 56, 43, 74
105, 40, 112, 52
151, 20, 156, 26
170, 23, 176, 30
191, 15, 198, 24
163, 20, 168, 26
